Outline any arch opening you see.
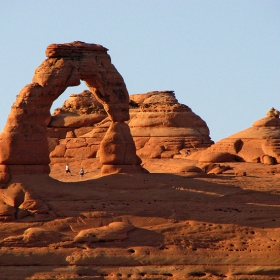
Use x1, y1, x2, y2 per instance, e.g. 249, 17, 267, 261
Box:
0, 42, 141, 180
50, 83, 88, 115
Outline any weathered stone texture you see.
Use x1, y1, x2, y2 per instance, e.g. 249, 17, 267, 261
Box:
48, 90, 214, 163
0, 41, 139, 179
190, 114, 280, 164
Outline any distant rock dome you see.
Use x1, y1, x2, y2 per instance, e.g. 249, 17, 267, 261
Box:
190, 109, 280, 164
48, 90, 214, 161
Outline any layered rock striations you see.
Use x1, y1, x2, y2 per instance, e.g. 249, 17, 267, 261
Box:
129, 91, 213, 158
48, 90, 108, 160
0, 41, 140, 179
48, 90, 214, 162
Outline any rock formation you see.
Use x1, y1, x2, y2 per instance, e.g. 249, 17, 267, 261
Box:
0, 41, 140, 180
1, 222, 134, 247
73, 222, 135, 243
0, 183, 51, 221
1, 43, 280, 279
191, 110, 280, 164
129, 91, 213, 158
48, 90, 214, 163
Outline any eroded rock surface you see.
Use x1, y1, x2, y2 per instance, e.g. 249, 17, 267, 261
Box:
73, 222, 135, 243
48, 90, 213, 163
0, 41, 139, 180
129, 91, 213, 158
0, 183, 51, 221
2, 227, 70, 246
1, 170, 280, 279
190, 113, 280, 164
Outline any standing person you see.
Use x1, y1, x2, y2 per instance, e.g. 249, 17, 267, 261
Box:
66, 164, 71, 175
79, 167, 84, 179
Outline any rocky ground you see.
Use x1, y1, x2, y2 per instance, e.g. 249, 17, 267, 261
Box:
0, 158, 280, 279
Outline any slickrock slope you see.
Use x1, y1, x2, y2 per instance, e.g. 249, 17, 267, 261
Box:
189, 113, 280, 165
0, 162, 280, 279
48, 90, 213, 163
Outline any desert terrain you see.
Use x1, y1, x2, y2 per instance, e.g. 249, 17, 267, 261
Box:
0, 158, 279, 279
0, 42, 280, 279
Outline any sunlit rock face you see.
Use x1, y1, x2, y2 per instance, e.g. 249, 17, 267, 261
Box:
0, 41, 139, 178
48, 90, 214, 163
128, 91, 213, 158
190, 114, 280, 164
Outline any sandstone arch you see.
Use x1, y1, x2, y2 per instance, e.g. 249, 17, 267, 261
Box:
0, 41, 140, 178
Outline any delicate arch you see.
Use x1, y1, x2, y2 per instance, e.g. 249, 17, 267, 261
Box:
0, 42, 139, 175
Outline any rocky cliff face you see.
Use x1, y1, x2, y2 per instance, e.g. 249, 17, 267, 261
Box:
48, 90, 214, 162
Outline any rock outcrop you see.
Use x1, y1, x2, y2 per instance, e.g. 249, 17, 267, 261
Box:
1, 222, 134, 247
0, 41, 140, 180
0, 183, 51, 221
73, 222, 135, 243
129, 91, 213, 158
191, 112, 280, 164
48, 90, 214, 163
2, 227, 70, 247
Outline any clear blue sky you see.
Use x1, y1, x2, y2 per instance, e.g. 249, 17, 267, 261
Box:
1, 1, 280, 142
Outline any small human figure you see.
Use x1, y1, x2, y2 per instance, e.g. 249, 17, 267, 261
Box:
66, 164, 71, 175
79, 167, 84, 179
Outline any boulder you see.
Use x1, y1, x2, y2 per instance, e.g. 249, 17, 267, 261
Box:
0, 201, 16, 221
177, 165, 203, 174
0, 183, 25, 208
19, 190, 49, 214
261, 154, 276, 165
198, 152, 237, 163
74, 222, 135, 243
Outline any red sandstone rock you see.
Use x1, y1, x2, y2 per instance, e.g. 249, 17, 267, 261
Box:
190, 114, 280, 163
73, 222, 135, 243
0, 183, 25, 208
198, 151, 237, 163
53, 90, 104, 115
2, 43, 280, 279
19, 190, 49, 215
99, 122, 138, 165
0, 165, 10, 184
129, 91, 213, 159
0, 201, 16, 221
49, 90, 107, 129
0, 42, 139, 179
47, 90, 213, 165
261, 154, 276, 165
2, 227, 70, 246
177, 165, 203, 174
0, 182, 50, 220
